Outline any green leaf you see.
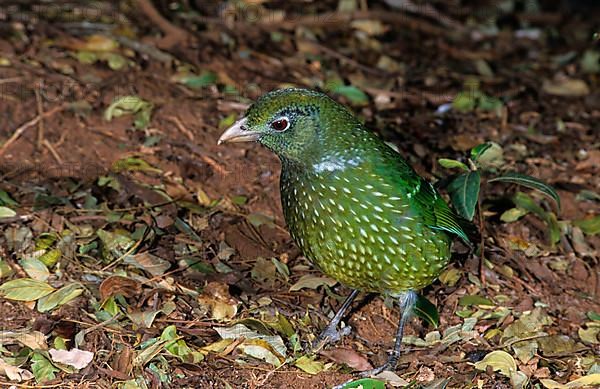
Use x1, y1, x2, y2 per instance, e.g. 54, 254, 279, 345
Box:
414, 294, 439, 328
447, 171, 481, 221
0, 259, 14, 278
340, 378, 386, 389
587, 311, 600, 321
37, 284, 84, 312
219, 113, 237, 129
438, 158, 469, 171
512, 192, 561, 246
478, 95, 503, 112
173, 71, 217, 89
331, 84, 369, 105
19, 257, 50, 282
581, 50, 600, 74
474, 350, 517, 377
489, 172, 561, 211
472, 142, 504, 170
459, 295, 493, 307
112, 156, 161, 174
215, 324, 287, 359
0, 189, 19, 206
104, 52, 128, 70
0, 206, 16, 217
289, 275, 337, 291
35, 233, 58, 250
38, 248, 61, 268
452, 91, 477, 111
500, 208, 529, 223
97, 229, 136, 261
104, 95, 153, 130
246, 213, 277, 229
294, 355, 326, 375
470, 143, 493, 161
31, 352, 59, 383
160, 325, 195, 361
0, 278, 55, 301
574, 215, 600, 235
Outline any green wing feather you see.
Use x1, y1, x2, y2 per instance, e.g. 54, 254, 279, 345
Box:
365, 133, 478, 245
412, 178, 478, 245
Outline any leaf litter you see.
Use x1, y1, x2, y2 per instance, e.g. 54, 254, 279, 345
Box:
0, 0, 598, 388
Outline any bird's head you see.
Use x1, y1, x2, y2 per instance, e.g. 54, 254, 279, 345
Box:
218, 88, 358, 163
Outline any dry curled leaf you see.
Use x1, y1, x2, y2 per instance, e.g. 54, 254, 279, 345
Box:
99, 276, 142, 300
49, 348, 94, 369
197, 281, 239, 321
320, 348, 373, 371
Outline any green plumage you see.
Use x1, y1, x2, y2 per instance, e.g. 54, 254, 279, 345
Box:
230, 88, 473, 295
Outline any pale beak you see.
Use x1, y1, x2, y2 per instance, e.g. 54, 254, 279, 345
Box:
217, 117, 261, 145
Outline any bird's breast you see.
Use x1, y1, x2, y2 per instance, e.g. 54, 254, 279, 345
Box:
280, 167, 451, 294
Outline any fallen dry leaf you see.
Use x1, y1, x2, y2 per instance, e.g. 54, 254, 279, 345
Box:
0, 357, 34, 382
197, 281, 240, 321
49, 348, 94, 369
320, 347, 373, 371
99, 275, 142, 300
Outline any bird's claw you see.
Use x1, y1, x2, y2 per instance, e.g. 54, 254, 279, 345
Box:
311, 325, 352, 351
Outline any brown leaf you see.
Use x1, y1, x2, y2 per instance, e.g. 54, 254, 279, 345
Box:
113, 344, 134, 376
320, 348, 373, 371
197, 281, 239, 321
99, 276, 142, 300
542, 77, 590, 96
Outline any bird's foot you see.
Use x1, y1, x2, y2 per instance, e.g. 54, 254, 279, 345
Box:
311, 324, 352, 351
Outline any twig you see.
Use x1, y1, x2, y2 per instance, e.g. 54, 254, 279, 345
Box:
0, 104, 66, 157
43, 139, 63, 164
135, 0, 190, 49
35, 82, 44, 150
113, 35, 174, 63
0, 215, 34, 224
166, 115, 195, 141
192, 10, 448, 36
200, 154, 229, 176
0, 77, 22, 84
477, 196, 486, 287
383, 0, 465, 30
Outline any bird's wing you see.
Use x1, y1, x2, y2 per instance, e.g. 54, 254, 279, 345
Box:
411, 178, 477, 245
362, 135, 477, 245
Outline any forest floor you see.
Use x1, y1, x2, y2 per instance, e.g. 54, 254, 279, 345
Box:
0, 1, 599, 388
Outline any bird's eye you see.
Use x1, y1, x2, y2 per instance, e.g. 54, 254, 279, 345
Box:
270, 117, 290, 132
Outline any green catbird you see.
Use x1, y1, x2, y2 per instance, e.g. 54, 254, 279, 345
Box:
218, 88, 474, 375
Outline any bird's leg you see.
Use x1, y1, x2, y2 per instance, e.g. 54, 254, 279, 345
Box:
360, 290, 417, 377
312, 289, 360, 350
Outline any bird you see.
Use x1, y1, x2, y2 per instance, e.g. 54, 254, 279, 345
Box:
218, 88, 475, 375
